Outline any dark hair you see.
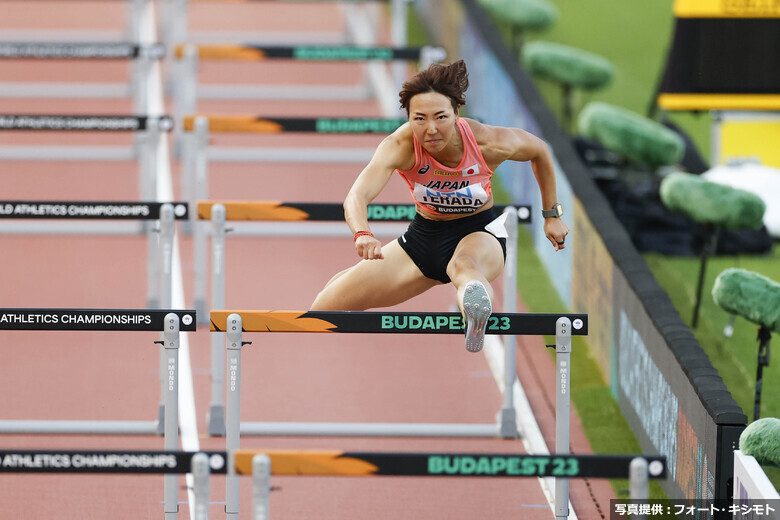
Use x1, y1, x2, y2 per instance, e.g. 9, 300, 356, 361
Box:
399, 59, 469, 115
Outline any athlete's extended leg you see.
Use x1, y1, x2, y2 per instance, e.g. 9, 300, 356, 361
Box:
311, 239, 441, 311
446, 232, 505, 352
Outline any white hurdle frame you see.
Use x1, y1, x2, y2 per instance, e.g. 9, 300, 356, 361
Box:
0, 37, 165, 114
0, 449, 217, 520
202, 204, 528, 437
218, 312, 583, 518
166, 0, 417, 114
173, 41, 444, 136
0, 201, 186, 311
0, 310, 195, 439
0, 115, 174, 206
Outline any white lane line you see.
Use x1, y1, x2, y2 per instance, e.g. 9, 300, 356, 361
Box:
141, 4, 200, 520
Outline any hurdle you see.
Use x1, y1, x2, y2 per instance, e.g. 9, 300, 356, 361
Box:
0, 448, 667, 520
173, 42, 446, 124
180, 115, 407, 218
162, 0, 415, 110
0, 41, 165, 114
0, 201, 188, 309
0, 448, 226, 520
232, 450, 667, 520
197, 202, 532, 435
211, 311, 588, 518
0, 309, 195, 438
0, 115, 174, 206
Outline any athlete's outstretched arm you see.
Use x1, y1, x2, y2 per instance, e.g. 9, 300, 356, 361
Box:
344, 128, 413, 260
476, 122, 569, 251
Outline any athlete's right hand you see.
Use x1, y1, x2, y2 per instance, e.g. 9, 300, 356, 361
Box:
355, 235, 384, 260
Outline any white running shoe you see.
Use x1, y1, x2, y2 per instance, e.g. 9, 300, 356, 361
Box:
462, 280, 492, 353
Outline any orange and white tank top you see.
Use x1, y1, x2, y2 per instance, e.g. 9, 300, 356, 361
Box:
395, 118, 494, 216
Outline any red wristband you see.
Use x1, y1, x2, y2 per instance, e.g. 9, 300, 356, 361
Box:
353, 230, 374, 242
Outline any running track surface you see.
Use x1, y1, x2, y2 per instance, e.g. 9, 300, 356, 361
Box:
0, 2, 615, 518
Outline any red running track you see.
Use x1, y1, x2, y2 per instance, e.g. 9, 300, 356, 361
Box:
0, 2, 615, 518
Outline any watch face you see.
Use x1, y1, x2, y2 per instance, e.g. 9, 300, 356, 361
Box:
555, 204, 563, 216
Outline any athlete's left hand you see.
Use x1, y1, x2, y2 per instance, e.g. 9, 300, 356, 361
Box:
545, 218, 569, 251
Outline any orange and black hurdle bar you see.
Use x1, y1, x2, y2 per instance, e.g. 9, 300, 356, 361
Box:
212, 310, 589, 519
0, 448, 666, 520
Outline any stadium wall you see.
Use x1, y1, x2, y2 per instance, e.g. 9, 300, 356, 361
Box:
413, 0, 748, 504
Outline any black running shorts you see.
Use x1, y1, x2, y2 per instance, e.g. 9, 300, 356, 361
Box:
397, 209, 507, 284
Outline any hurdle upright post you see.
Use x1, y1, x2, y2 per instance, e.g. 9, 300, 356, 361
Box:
157, 205, 177, 433
162, 313, 181, 519
176, 45, 199, 137
191, 452, 211, 520
149, 202, 174, 309
252, 454, 271, 520
225, 313, 245, 519
208, 204, 228, 435
391, 0, 410, 94
499, 206, 520, 438
629, 457, 649, 501
555, 316, 572, 520
159, 204, 176, 310
193, 116, 210, 322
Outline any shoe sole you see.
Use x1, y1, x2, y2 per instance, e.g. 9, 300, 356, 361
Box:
463, 280, 492, 353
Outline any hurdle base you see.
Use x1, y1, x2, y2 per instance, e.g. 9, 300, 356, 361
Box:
0, 146, 136, 161
239, 421, 502, 438
0, 420, 159, 435
208, 405, 226, 437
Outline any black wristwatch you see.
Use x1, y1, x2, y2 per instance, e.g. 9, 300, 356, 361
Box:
542, 203, 563, 218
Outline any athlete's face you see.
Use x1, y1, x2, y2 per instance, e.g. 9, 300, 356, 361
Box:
408, 91, 459, 155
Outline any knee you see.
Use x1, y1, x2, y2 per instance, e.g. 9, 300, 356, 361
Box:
310, 289, 336, 311
446, 254, 480, 280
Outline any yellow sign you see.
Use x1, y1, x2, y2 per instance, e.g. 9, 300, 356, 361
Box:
719, 118, 780, 168
658, 94, 780, 111
674, 0, 780, 17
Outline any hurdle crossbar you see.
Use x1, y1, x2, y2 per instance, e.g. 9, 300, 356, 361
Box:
236, 450, 663, 520
232, 449, 665, 479
0, 42, 165, 60
197, 201, 531, 223
0, 42, 165, 111
210, 310, 586, 335
210, 313, 584, 517
197, 205, 531, 438
0, 449, 222, 520
0, 201, 188, 310
182, 116, 406, 134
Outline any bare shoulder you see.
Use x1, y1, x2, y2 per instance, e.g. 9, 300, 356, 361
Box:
464, 117, 547, 165
373, 122, 415, 171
